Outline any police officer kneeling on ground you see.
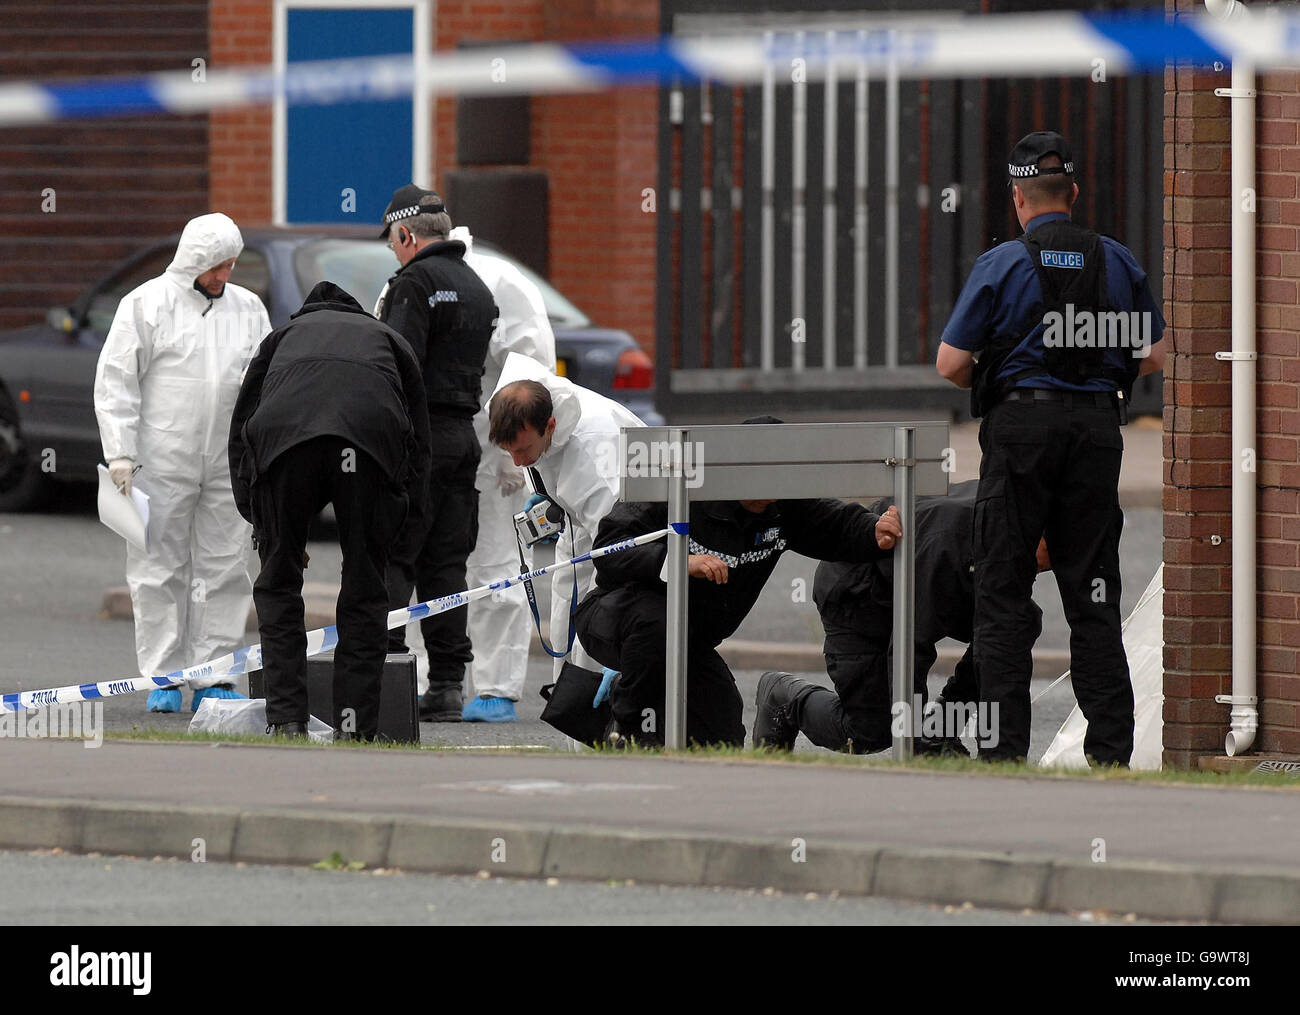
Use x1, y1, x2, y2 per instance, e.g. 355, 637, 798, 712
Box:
573, 419, 903, 748
756, 480, 1051, 756
935, 131, 1166, 765
230, 282, 431, 740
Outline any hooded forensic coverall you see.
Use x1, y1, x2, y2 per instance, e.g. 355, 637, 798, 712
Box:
452, 227, 557, 701
94, 213, 271, 688
491, 353, 645, 681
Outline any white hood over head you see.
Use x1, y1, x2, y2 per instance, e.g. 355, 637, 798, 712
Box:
166, 212, 244, 287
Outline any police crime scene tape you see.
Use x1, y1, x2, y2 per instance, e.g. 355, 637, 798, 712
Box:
1, 9, 1298, 128
0, 526, 683, 713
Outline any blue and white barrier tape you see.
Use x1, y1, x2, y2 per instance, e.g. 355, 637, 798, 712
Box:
1, 10, 1298, 127
0, 525, 682, 713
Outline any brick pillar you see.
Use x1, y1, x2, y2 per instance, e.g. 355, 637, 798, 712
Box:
1164, 0, 1300, 765
209, 1, 273, 223
1162, 7, 1234, 767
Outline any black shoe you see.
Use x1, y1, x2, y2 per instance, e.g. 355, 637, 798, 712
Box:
753, 670, 807, 750
418, 685, 463, 722
914, 735, 971, 759
267, 721, 308, 739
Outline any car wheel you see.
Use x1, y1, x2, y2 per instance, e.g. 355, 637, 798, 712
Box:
0, 391, 52, 512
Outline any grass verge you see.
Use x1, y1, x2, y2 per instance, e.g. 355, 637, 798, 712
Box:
100, 728, 1300, 788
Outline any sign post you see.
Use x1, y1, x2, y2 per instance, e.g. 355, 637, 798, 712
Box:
618, 421, 949, 752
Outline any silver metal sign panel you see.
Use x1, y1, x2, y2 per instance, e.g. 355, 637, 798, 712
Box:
617, 422, 950, 502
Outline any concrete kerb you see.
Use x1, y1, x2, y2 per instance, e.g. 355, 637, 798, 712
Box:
0, 795, 1296, 922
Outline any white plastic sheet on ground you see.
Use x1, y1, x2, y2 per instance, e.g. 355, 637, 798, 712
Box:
1039, 565, 1164, 770
189, 697, 333, 743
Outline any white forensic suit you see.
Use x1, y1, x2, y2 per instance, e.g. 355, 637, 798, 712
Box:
453, 226, 557, 701
94, 213, 270, 689
491, 352, 645, 681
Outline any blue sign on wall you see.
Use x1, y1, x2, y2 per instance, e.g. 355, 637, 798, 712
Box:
286, 7, 414, 224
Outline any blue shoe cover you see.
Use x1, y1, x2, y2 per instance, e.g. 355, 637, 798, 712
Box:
191, 685, 247, 712
461, 696, 518, 723
147, 688, 182, 713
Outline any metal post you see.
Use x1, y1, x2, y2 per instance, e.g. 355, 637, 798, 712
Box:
885, 38, 900, 368
891, 425, 916, 761
664, 427, 691, 749
853, 35, 868, 370
791, 31, 806, 373
760, 32, 776, 373
822, 32, 838, 371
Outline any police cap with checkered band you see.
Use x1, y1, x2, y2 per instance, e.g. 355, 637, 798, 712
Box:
379, 184, 445, 239
1007, 131, 1075, 180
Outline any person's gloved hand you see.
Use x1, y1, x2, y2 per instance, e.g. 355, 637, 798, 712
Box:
496, 450, 526, 496
524, 492, 560, 544
594, 667, 619, 708
108, 458, 134, 495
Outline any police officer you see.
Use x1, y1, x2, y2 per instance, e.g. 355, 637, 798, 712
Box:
229, 282, 431, 740
376, 186, 497, 722
755, 481, 1051, 756
935, 131, 1166, 765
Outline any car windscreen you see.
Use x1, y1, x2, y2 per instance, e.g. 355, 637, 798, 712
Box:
293, 238, 592, 329
292, 239, 396, 314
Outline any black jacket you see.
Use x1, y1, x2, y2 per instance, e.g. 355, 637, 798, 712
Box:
377, 239, 497, 418
228, 281, 432, 522
813, 480, 987, 647
588, 498, 888, 647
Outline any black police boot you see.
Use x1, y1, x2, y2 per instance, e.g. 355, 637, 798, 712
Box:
418, 684, 463, 722
753, 671, 813, 751
267, 721, 308, 739
914, 734, 971, 759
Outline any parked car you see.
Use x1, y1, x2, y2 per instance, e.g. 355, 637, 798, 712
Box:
0, 226, 660, 511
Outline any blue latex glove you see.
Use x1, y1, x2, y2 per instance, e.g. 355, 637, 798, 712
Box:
523, 492, 561, 544
594, 667, 619, 708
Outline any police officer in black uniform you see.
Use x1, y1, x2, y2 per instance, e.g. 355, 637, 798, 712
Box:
936, 131, 1166, 765
377, 185, 497, 722
229, 281, 431, 740
755, 481, 1052, 756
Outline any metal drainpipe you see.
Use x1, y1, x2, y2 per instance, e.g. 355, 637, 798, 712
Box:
1205, 0, 1258, 755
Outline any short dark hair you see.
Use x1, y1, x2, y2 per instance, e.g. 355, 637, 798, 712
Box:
489, 380, 553, 445
1015, 154, 1074, 206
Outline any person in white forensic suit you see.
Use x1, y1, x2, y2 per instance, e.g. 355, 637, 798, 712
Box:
487, 353, 645, 685
94, 212, 271, 713
452, 226, 557, 722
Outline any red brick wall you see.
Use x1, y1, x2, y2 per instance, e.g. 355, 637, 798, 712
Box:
0, 1, 209, 329
1163, 0, 1300, 766
433, 0, 660, 352
209, 0, 273, 223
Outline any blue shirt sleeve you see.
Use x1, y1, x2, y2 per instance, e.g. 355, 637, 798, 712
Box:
939, 248, 1002, 353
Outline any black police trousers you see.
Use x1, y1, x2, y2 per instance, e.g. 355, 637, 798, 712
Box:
252, 436, 407, 738
974, 394, 1133, 764
385, 417, 480, 688
573, 587, 746, 747
800, 590, 976, 753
